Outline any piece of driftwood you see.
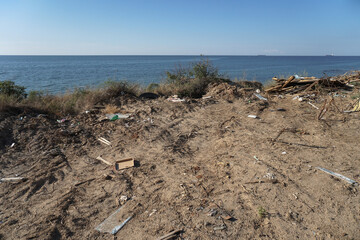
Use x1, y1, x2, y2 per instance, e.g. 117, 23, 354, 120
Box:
157, 229, 183, 240
0, 177, 25, 182
265, 72, 358, 94
308, 102, 319, 109
96, 156, 112, 166
74, 178, 96, 186
98, 137, 111, 146
245, 179, 279, 184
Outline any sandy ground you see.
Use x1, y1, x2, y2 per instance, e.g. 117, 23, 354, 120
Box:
1, 84, 360, 239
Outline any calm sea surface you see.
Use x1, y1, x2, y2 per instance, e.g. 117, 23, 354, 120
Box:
1, 55, 360, 94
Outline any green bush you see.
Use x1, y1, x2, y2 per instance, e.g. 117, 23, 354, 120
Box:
0, 80, 27, 99
162, 59, 228, 98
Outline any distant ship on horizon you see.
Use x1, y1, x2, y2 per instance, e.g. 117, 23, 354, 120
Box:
325, 53, 335, 56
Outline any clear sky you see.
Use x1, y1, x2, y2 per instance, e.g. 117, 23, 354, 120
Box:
0, 0, 359, 55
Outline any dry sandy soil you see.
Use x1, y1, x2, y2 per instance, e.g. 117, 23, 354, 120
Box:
1, 83, 360, 239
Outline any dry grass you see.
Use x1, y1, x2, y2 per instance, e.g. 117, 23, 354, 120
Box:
102, 104, 121, 114
0, 80, 140, 116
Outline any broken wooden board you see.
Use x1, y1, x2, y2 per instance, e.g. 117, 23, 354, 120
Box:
114, 158, 135, 170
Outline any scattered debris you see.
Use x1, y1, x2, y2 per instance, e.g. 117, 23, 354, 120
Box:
293, 96, 303, 102
96, 156, 112, 166
207, 209, 217, 217
74, 178, 95, 187
202, 95, 212, 99
308, 102, 319, 109
267, 72, 357, 94
213, 225, 226, 231
114, 158, 135, 170
149, 209, 157, 217
157, 229, 183, 240
282, 151, 287, 155
317, 167, 358, 185
95, 207, 132, 235
98, 137, 111, 146
245, 179, 278, 184
254, 93, 268, 101
221, 215, 236, 221
167, 95, 185, 102
344, 98, 360, 113
318, 98, 342, 120
248, 115, 259, 119
106, 113, 131, 121
119, 195, 128, 205
57, 119, 66, 123
10, 143, 15, 148
0, 177, 25, 182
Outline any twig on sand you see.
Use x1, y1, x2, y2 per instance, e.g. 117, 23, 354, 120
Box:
157, 229, 183, 240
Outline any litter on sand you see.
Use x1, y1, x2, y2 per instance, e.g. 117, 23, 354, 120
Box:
0, 177, 25, 182
248, 115, 259, 119
96, 156, 113, 166
98, 137, 111, 146
202, 96, 212, 99
95, 205, 133, 235
254, 93, 268, 101
114, 158, 135, 170
106, 113, 130, 121
317, 167, 358, 185
344, 99, 360, 113
157, 229, 183, 240
308, 102, 319, 109
167, 95, 185, 102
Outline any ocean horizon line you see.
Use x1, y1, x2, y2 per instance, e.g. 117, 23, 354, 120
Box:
1, 54, 360, 57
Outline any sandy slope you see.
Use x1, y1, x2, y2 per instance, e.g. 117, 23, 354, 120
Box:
1, 86, 359, 239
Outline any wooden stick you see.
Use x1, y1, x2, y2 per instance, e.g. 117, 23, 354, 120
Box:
96, 156, 112, 166
281, 75, 295, 89
157, 230, 183, 240
0, 177, 25, 182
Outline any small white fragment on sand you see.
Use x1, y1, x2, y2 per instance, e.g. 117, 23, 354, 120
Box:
282, 151, 287, 155
248, 115, 258, 119
149, 209, 157, 217
308, 102, 319, 109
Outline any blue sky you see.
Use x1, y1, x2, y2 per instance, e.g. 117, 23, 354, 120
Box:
0, 0, 359, 55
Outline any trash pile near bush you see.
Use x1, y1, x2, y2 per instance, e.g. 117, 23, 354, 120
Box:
266, 71, 360, 94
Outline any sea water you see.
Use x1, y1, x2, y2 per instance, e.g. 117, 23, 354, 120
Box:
0, 55, 360, 94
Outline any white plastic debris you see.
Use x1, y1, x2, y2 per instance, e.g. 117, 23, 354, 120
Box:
317, 167, 358, 185
254, 93, 268, 101
248, 115, 259, 119
106, 113, 130, 119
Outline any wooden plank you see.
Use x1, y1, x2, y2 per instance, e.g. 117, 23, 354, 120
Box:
281, 75, 295, 89
114, 158, 135, 170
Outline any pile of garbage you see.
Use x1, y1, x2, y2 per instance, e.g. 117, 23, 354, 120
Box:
266, 71, 360, 94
